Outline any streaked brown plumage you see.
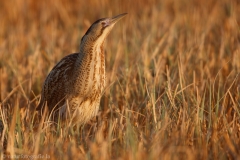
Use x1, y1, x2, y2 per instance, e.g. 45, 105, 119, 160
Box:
37, 13, 127, 125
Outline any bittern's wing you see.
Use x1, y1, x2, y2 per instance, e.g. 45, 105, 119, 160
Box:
37, 53, 79, 112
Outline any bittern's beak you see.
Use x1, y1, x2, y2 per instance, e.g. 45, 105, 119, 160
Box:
104, 13, 127, 27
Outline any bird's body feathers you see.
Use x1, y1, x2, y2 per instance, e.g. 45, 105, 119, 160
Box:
37, 13, 127, 125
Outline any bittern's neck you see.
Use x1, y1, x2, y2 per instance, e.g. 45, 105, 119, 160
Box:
80, 40, 104, 55
74, 36, 106, 74
73, 36, 106, 95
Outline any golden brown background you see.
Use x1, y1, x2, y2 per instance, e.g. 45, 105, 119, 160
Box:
0, 0, 240, 159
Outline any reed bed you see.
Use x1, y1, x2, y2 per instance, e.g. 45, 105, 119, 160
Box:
0, 0, 239, 159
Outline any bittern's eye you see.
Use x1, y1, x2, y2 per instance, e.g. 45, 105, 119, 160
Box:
101, 22, 106, 25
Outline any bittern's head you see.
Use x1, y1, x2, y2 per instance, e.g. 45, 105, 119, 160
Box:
81, 13, 127, 46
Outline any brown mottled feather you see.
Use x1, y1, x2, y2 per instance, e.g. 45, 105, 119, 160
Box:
37, 53, 79, 112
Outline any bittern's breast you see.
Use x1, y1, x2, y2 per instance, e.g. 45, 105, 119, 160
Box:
64, 48, 105, 125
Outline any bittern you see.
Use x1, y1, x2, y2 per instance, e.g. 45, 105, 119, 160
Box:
37, 13, 127, 125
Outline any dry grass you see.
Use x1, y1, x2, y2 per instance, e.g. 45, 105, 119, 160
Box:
0, 0, 240, 159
